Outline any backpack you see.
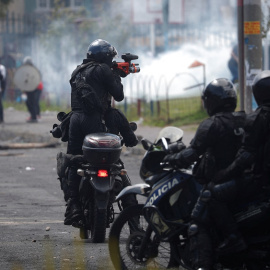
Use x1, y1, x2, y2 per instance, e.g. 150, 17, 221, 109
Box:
193, 111, 246, 184
70, 62, 103, 114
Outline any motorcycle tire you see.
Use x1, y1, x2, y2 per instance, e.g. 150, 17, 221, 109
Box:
108, 204, 179, 270
79, 227, 89, 240
90, 201, 107, 243
79, 200, 107, 243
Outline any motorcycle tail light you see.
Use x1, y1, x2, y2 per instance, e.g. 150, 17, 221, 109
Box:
97, 170, 108, 177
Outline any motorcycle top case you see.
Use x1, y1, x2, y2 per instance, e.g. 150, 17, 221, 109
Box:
82, 133, 122, 165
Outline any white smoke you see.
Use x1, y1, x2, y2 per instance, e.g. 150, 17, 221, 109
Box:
123, 43, 232, 100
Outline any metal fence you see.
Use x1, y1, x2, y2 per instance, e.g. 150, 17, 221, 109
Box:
114, 72, 206, 124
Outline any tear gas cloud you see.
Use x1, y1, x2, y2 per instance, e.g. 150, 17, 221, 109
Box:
123, 43, 233, 100
35, 39, 234, 104
29, 1, 238, 105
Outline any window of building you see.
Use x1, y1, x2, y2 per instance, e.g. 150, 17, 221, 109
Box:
74, 0, 83, 6
37, 0, 83, 10
37, 0, 49, 8
49, 0, 70, 8
71, 0, 83, 7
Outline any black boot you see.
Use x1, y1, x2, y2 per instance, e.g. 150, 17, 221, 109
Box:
217, 233, 247, 255
64, 166, 84, 227
188, 223, 213, 270
208, 199, 247, 255
64, 197, 84, 227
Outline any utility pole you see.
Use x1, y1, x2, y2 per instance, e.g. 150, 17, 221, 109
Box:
244, 0, 262, 113
238, 0, 245, 111
162, 0, 169, 52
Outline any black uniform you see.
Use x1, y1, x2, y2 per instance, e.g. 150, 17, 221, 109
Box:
163, 78, 245, 269
219, 104, 270, 190
67, 60, 122, 202
164, 111, 246, 268
68, 59, 124, 156
178, 111, 244, 171
65, 57, 137, 226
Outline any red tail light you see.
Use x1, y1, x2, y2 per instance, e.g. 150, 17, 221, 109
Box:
97, 170, 108, 177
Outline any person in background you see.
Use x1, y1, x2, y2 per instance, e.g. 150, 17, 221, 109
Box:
22, 56, 42, 123
36, 81, 43, 119
0, 61, 7, 123
228, 44, 239, 83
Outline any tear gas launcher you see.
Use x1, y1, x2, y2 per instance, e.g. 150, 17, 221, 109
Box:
112, 53, 140, 75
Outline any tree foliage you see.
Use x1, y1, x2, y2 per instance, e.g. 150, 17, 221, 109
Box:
37, 0, 132, 63
0, 0, 13, 18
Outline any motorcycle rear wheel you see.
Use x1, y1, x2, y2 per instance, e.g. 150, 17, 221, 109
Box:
108, 204, 179, 270
90, 203, 107, 243
79, 201, 107, 243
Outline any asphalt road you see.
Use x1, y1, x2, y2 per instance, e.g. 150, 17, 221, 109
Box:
0, 108, 197, 270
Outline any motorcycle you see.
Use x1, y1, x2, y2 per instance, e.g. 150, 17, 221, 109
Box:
108, 126, 270, 269
56, 122, 137, 243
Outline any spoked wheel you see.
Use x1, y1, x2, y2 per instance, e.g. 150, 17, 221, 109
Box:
108, 204, 179, 270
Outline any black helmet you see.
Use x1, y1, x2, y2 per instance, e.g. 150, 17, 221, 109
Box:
202, 78, 237, 116
86, 39, 117, 66
252, 70, 270, 105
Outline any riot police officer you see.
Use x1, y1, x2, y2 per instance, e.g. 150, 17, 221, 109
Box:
216, 70, 270, 185
163, 78, 246, 269
64, 39, 137, 227
0, 61, 6, 123
212, 71, 270, 250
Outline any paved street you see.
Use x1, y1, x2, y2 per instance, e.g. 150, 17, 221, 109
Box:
0, 108, 197, 270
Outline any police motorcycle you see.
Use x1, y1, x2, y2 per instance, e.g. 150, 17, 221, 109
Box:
53, 119, 137, 243
108, 126, 270, 270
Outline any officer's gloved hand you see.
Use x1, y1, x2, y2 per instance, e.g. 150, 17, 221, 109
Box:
162, 153, 182, 168
113, 68, 127, 78
125, 137, 139, 147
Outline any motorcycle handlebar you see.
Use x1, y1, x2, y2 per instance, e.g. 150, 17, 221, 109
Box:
167, 141, 186, 154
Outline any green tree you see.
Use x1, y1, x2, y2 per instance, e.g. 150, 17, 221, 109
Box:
0, 0, 13, 18
36, 0, 133, 105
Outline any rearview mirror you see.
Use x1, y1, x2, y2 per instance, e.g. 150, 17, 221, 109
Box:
141, 138, 152, 150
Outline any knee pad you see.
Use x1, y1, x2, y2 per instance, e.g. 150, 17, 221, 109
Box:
188, 223, 199, 237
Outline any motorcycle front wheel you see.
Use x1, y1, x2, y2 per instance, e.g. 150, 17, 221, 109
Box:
108, 204, 179, 270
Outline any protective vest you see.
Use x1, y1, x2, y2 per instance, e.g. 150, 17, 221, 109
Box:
70, 61, 105, 114
192, 111, 246, 183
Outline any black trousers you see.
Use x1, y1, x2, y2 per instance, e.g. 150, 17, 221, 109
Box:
26, 89, 40, 120
66, 111, 137, 207
67, 111, 105, 197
